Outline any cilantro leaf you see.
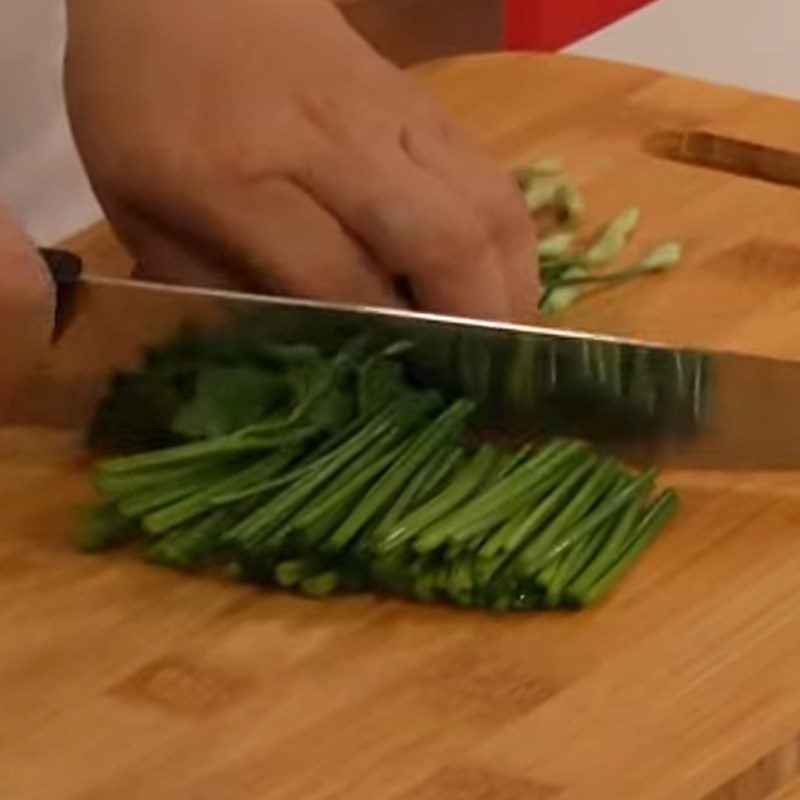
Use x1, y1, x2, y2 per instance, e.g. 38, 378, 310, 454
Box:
172, 367, 288, 439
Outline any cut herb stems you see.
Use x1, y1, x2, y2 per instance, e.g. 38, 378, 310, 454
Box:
80, 329, 678, 611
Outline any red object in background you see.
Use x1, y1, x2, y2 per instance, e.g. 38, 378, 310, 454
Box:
505, 0, 657, 51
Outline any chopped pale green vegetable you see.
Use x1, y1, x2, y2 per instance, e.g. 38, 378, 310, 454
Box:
539, 266, 590, 315
546, 240, 682, 290
512, 165, 536, 192
553, 183, 585, 226
515, 157, 681, 314
537, 231, 575, 260
513, 158, 563, 190
639, 240, 682, 270
523, 179, 560, 213
530, 156, 563, 175
585, 207, 641, 265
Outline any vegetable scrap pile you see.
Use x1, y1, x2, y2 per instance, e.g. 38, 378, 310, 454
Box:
81, 326, 678, 610
514, 158, 683, 315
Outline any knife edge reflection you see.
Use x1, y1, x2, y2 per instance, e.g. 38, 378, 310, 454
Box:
6, 276, 800, 470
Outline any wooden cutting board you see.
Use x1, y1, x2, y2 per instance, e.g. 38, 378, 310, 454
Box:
7, 53, 800, 800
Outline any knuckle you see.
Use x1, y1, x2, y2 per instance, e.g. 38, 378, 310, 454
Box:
202, 137, 275, 187
418, 99, 452, 138
297, 90, 353, 143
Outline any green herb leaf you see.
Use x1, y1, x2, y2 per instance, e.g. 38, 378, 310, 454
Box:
87, 371, 184, 454
172, 367, 287, 440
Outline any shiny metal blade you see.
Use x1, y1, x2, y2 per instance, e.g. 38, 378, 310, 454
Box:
6, 275, 800, 469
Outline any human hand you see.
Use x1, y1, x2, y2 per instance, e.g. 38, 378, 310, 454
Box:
0, 206, 55, 411
65, 0, 539, 321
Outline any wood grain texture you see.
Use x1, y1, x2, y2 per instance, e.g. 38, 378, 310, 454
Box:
5, 53, 800, 800
763, 775, 800, 800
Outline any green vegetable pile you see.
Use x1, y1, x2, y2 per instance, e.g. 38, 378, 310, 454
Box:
514, 158, 683, 315
81, 326, 678, 610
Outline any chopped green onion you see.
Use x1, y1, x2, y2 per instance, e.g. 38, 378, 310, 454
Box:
585, 207, 641, 265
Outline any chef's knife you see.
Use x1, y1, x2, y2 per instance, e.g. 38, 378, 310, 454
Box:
7, 249, 800, 470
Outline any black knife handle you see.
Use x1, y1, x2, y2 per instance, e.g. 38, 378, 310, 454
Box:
37, 247, 83, 340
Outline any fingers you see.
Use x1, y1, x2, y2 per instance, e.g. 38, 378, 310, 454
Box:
166, 179, 401, 306
132, 241, 241, 291
401, 124, 540, 323
0, 205, 56, 410
104, 204, 245, 290
0, 205, 54, 304
299, 148, 519, 321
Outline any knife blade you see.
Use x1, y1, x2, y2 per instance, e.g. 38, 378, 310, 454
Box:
6, 269, 800, 470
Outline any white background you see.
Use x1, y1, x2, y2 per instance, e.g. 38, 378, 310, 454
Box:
0, 1, 99, 244
570, 0, 800, 99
